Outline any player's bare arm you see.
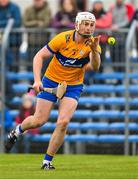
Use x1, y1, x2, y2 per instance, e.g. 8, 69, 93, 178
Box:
33, 47, 52, 92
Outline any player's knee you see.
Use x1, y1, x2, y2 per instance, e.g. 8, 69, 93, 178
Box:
58, 113, 72, 122
57, 120, 69, 131
57, 113, 71, 130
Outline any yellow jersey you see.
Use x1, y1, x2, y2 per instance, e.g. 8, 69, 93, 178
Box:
45, 30, 101, 85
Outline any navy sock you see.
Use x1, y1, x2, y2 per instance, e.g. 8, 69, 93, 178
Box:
19, 125, 24, 133
44, 154, 53, 162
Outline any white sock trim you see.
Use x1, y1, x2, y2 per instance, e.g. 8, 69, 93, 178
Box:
15, 125, 22, 136
43, 160, 51, 164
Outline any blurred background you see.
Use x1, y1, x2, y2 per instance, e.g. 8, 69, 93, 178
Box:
0, 0, 138, 155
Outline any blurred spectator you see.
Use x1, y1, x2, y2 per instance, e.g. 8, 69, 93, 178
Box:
110, 0, 135, 30
130, 9, 138, 51
15, 94, 39, 135
91, 0, 112, 29
108, 0, 135, 72
0, 0, 22, 70
0, 98, 13, 133
131, 9, 138, 23
14, 94, 38, 152
51, 0, 78, 29
0, 0, 21, 28
89, 0, 112, 74
76, 0, 87, 11
23, 0, 51, 28
23, 0, 52, 71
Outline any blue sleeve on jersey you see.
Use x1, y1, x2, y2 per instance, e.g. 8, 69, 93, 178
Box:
45, 44, 56, 54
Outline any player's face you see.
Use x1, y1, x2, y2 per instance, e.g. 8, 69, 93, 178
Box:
78, 20, 95, 37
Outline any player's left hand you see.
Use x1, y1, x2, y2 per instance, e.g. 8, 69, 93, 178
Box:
86, 35, 101, 52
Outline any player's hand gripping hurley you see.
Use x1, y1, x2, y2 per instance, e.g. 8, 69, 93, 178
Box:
28, 81, 67, 99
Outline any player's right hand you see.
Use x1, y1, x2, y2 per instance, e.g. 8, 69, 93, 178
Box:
85, 35, 101, 53
32, 81, 43, 93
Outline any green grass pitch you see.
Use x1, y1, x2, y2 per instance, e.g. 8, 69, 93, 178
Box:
0, 154, 138, 179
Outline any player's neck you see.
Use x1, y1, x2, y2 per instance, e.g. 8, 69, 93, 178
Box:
75, 31, 85, 44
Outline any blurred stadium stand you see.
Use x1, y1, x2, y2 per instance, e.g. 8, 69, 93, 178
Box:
1, 1, 138, 154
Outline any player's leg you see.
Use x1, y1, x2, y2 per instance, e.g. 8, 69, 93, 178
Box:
5, 76, 58, 152
41, 97, 78, 170
19, 98, 54, 131
5, 98, 54, 152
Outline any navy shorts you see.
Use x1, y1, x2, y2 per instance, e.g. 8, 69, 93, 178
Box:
37, 76, 83, 103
